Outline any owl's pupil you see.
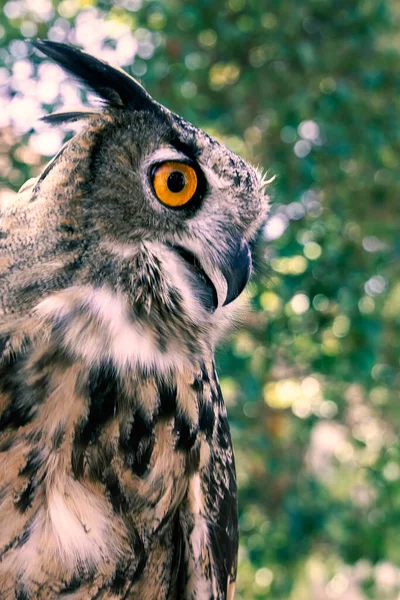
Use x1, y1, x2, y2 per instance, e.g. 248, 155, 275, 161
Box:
167, 171, 186, 193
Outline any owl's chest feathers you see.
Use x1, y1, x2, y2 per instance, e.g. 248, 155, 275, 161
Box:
45, 373, 211, 564
68, 363, 214, 532
0, 323, 218, 588
35, 274, 213, 373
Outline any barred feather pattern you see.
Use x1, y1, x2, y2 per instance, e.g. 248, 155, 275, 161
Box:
0, 313, 237, 599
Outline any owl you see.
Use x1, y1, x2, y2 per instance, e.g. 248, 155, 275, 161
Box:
0, 41, 270, 599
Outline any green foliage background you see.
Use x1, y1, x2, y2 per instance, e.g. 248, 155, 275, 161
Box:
1, 1, 399, 598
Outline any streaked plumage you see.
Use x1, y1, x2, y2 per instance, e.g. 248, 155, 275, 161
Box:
0, 41, 270, 599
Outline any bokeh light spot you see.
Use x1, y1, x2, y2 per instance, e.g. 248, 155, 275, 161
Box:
255, 567, 274, 588
304, 241, 322, 260
290, 293, 310, 314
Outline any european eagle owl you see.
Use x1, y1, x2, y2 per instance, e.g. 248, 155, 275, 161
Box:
0, 41, 270, 599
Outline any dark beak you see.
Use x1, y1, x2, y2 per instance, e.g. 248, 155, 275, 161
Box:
217, 235, 252, 306
171, 234, 252, 312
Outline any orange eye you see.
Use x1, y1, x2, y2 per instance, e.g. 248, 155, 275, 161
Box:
152, 161, 198, 207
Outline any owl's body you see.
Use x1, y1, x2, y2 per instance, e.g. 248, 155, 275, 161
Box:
0, 42, 269, 599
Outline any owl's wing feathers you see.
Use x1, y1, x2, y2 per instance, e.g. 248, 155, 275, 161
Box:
205, 403, 238, 599
204, 418, 238, 598
180, 370, 238, 600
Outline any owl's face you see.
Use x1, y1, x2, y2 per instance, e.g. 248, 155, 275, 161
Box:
83, 107, 267, 310
27, 41, 270, 360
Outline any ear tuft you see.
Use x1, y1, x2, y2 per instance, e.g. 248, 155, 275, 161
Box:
32, 40, 157, 112
40, 111, 101, 125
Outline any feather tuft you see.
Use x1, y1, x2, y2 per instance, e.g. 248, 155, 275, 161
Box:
41, 111, 101, 126
32, 40, 157, 112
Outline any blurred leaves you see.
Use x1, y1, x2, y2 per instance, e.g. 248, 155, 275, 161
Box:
1, 0, 400, 598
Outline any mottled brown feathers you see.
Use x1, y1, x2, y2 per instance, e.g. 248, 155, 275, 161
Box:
0, 40, 270, 599
0, 323, 235, 598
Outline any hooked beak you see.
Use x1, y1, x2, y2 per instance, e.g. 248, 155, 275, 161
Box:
172, 234, 252, 312
219, 235, 252, 307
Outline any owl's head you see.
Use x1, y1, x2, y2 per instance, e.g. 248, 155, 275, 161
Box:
23, 41, 270, 364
